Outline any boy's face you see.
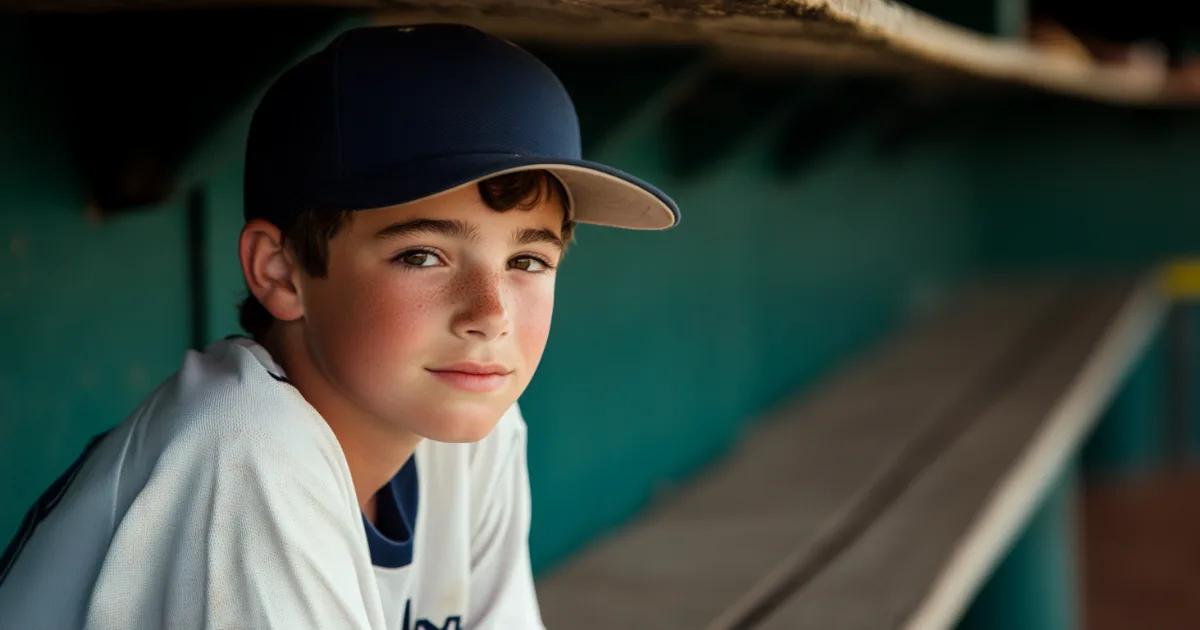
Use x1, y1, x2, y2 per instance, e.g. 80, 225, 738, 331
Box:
296, 182, 564, 443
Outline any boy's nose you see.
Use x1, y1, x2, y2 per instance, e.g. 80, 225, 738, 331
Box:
452, 271, 511, 341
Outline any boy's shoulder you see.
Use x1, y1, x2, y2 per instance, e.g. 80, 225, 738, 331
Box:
119, 337, 344, 490
167, 336, 330, 443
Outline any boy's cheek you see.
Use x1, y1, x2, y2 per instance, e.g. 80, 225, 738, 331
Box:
516, 295, 555, 367
345, 276, 439, 338
312, 285, 438, 374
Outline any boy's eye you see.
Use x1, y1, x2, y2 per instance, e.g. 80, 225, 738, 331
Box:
510, 256, 551, 272
395, 250, 440, 267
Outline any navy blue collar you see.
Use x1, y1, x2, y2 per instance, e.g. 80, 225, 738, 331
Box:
362, 455, 419, 569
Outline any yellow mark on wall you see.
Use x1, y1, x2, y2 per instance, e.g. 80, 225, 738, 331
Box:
1162, 259, 1200, 300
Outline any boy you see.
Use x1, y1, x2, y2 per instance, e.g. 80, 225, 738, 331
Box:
0, 23, 678, 630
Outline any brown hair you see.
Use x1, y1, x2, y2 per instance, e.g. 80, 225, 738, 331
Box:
238, 170, 573, 339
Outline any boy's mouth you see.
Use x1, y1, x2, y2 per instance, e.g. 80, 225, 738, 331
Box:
426, 362, 512, 393
427, 361, 511, 375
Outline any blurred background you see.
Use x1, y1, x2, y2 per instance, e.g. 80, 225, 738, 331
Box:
4, 0, 1200, 628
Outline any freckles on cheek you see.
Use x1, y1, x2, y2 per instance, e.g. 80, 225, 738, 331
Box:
361, 284, 438, 346
334, 275, 438, 372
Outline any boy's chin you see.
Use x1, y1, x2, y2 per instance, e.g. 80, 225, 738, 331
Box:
410, 406, 506, 443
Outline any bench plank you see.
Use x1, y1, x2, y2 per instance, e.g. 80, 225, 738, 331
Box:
536, 280, 1072, 630
753, 279, 1164, 630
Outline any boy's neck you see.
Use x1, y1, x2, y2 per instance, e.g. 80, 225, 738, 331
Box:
330, 416, 421, 524
261, 327, 422, 524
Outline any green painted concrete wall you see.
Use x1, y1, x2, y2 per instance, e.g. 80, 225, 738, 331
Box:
0, 23, 192, 539
973, 105, 1200, 271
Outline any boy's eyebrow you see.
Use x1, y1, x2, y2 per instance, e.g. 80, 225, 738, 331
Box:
374, 219, 477, 241
514, 227, 564, 251
373, 218, 562, 251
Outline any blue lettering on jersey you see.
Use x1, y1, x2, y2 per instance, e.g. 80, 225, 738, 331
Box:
402, 599, 462, 630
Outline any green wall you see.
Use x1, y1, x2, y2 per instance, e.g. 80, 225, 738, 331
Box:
0, 23, 191, 536
971, 104, 1200, 270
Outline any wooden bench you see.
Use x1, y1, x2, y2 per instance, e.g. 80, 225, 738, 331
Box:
534, 275, 1165, 630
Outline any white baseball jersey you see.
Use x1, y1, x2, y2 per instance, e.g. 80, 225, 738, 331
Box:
0, 337, 544, 630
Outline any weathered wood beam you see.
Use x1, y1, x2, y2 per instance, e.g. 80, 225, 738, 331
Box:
369, 0, 1189, 107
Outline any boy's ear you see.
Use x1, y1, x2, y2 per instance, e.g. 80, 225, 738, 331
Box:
239, 219, 305, 322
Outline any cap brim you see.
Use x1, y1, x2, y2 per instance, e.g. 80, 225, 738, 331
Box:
321, 152, 679, 230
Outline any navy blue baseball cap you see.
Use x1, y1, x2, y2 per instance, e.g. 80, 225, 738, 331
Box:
244, 24, 679, 230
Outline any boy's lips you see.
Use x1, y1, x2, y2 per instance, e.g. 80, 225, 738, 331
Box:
426, 362, 512, 393
428, 361, 511, 375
